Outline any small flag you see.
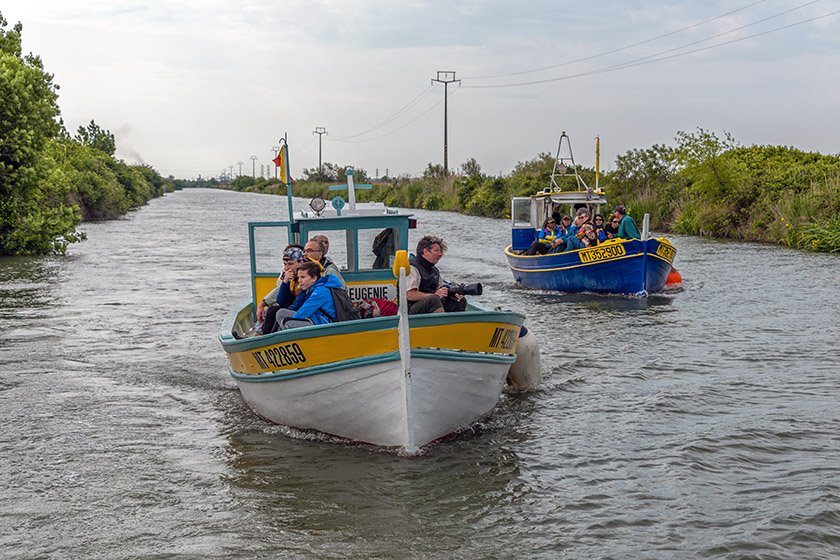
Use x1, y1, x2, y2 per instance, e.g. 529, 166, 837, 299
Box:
273, 146, 291, 182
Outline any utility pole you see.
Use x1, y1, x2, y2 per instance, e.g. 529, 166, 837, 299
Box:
272, 146, 280, 180
313, 127, 327, 174
229, 165, 234, 180
250, 155, 257, 178
431, 71, 460, 176
237, 161, 243, 177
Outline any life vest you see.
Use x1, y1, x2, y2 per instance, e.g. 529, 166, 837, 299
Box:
539, 226, 560, 245
409, 255, 440, 294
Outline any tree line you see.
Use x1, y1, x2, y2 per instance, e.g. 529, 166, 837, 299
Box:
5, 9, 838, 255
220, 129, 840, 253
1, 13, 176, 255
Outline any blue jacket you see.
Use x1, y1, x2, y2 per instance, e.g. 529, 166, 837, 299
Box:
288, 274, 343, 325
538, 225, 561, 245
275, 279, 299, 308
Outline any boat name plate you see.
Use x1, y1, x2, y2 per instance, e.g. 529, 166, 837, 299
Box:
579, 244, 626, 263
655, 243, 676, 263
252, 342, 307, 371
489, 327, 519, 350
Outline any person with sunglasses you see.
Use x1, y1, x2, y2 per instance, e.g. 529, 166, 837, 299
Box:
256, 245, 305, 334
604, 214, 619, 240
613, 205, 641, 240
303, 237, 346, 290
592, 214, 607, 242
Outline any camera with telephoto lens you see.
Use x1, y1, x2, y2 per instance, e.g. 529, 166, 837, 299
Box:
447, 282, 483, 296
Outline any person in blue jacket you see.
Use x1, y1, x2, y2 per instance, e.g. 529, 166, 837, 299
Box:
272, 260, 341, 330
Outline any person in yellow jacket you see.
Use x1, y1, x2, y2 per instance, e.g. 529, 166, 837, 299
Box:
525, 218, 564, 255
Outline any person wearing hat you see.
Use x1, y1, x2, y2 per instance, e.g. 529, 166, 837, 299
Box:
525, 217, 565, 255
255, 245, 305, 335
613, 205, 641, 239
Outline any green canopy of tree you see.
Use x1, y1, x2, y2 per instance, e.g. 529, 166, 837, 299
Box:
1, 12, 174, 255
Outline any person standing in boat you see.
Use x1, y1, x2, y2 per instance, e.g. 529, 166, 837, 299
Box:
406, 235, 467, 314
303, 238, 346, 290
525, 217, 564, 255
614, 205, 641, 239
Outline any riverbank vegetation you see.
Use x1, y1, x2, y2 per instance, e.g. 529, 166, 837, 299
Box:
1, 14, 174, 255
5, 11, 838, 255
230, 128, 839, 253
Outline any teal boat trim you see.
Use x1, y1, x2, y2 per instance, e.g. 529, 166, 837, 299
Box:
220, 298, 525, 349
229, 345, 513, 383
411, 348, 517, 364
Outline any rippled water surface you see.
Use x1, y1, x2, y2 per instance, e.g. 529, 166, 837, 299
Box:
1, 189, 839, 559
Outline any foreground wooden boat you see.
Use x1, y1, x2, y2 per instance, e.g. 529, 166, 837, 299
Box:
219, 150, 534, 451
506, 133, 678, 296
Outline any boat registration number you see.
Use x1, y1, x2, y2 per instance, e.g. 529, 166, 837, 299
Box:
579, 244, 626, 263
656, 243, 676, 263
252, 343, 307, 370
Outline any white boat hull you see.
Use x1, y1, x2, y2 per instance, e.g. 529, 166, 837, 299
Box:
233, 355, 510, 449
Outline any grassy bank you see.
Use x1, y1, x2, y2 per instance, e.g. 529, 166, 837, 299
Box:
216, 129, 840, 254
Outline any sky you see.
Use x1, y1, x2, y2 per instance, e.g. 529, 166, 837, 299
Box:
3, 1, 838, 181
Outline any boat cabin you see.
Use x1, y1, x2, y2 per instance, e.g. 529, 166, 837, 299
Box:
510, 189, 608, 252
249, 170, 415, 315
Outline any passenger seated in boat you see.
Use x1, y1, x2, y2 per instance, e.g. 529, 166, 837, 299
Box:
604, 215, 619, 240
304, 238, 346, 289
561, 223, 599, 251
559, 215, 572, 236
257, 246, 306, 335
525, 218, 564, 255
613, 205, 641, 240
593, 214, 607, 242
549, 210, 590, 252
272, 260, 342, 330
406, 235, 468, 314
314, 234, 336, 267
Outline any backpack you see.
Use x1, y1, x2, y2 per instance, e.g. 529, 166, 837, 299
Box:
357, 298, 399, 319
329, 287, 361, 322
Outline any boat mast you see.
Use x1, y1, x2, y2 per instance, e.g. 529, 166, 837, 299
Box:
279, 133, 294, 222
595, 136, 600, 192
550, 131, 587, 192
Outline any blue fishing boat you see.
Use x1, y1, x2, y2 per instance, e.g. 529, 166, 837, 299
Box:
219, 140, 539, 451
505, 133, 678, 296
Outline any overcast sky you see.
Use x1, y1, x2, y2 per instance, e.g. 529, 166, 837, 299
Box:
4, 1, 838, 180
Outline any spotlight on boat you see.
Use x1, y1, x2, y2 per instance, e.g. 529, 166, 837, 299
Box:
310, 196, 326, 216
557, 163, 567, 175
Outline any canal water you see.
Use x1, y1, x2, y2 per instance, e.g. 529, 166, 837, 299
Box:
1, 188, 838, 559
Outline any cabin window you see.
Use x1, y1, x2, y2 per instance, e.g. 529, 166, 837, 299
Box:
252, 224, 290, 274
307, 230, 348, 271
512, 198, 532, 228
359, 227, 399, 270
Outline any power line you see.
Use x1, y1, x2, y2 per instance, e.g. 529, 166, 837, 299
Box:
331, 85, 436, 140
463, 0, 772, 80
331, 88, 456, 144
462, 5, 837, 89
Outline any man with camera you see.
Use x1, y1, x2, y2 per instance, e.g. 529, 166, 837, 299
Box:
406, 235, 479, 314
